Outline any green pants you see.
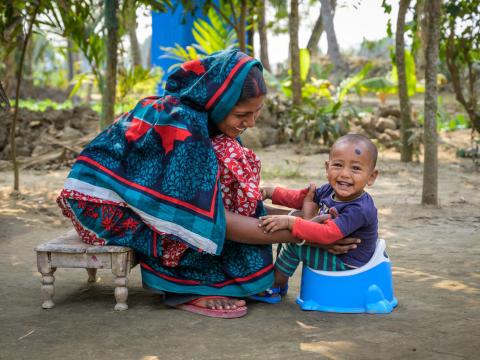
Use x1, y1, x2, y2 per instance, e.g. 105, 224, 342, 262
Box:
275, 243, 348, 276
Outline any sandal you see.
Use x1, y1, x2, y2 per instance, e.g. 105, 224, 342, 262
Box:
176, 296, 247, 319
248, 283, 289, 304
248, 287, 282, 304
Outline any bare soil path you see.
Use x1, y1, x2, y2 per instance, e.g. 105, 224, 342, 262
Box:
0, 130, 478, 360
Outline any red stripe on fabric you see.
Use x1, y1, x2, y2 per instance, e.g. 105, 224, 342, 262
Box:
140, 261, 202, 284
205, 56, 252, 110
210, 263, 274, 287
140, 261, 273, 287
76, 155, 219, 218
153, 231, 158, 257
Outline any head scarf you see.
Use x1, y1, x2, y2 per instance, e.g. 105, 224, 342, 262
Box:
64, 49, 263, 255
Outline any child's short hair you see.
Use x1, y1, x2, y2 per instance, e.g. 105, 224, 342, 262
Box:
331, 134, 378, 168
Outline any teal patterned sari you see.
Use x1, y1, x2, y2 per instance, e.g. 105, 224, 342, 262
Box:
57, 49, 274, 297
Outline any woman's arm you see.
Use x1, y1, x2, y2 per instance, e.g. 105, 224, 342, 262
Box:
263, 204, 292, 215
225, 211, 301, 244
225, 210, 361, 253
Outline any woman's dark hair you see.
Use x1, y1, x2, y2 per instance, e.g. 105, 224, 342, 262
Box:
238, 65, 267, 103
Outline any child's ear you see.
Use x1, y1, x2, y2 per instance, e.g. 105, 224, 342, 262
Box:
324, 160, 329, 173
367, 169, 379, 186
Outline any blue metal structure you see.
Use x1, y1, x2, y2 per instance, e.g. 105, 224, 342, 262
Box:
151, 6, 208, 94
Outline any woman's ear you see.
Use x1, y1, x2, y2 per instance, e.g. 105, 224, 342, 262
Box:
367, 169, 379, 186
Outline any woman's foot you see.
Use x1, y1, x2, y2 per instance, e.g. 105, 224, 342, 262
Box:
176, 296, 247, 318
192, 297, 246, 310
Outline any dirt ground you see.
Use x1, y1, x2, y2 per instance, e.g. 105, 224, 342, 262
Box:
0, 130, 479, 360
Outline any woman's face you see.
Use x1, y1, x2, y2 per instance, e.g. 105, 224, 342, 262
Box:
218, 95, 265, 138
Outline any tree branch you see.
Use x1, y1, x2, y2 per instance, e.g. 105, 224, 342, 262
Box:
211, 3, 238, 31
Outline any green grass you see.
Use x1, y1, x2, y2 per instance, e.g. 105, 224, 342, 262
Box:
18, 99, 76, 112
261, 159, 307, 180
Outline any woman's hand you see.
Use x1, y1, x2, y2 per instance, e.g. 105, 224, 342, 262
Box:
325, 237, 361, 255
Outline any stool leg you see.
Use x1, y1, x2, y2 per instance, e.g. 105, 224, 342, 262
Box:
113, 276, 128, 311
37, 252, 56, 309
112, 253, 129, 311
86, 268, 97, 283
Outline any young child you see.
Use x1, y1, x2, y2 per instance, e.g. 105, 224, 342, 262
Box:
260, 134, 379, 294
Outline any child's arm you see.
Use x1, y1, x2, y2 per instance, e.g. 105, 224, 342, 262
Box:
260, 186, 275, 200
262, 186, 310, 210
260, 204, 368, 245
302, 183, 319, 220
259, 215, 342, 244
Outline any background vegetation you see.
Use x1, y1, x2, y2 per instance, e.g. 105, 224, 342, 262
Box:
0, 0, 478, 206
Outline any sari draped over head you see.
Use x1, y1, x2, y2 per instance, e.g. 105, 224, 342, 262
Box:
59, 49, 262, 256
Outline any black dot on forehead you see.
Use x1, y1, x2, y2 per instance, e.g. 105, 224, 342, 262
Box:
355, 148, 362, 155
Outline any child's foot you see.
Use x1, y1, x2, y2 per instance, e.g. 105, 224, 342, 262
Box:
248, 284, 288, 304
248, 287, 282, 303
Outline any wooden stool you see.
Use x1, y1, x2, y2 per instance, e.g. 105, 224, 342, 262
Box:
35, 230, 137, 311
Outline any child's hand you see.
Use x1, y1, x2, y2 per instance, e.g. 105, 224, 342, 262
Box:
259, 215, 293, 233
260, 186, 275, 200
304, 183, 316, 202
311, 214, 331, 223
302, 183, 319, 220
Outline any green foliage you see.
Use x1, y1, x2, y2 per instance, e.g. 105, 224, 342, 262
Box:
358, 51, 424, 100
69, 65, 163, 113
417, 96, 470, 132
161, 8, 237, 68
289, 100, 350, 147
270, 55, 372, 147
440, 0, 479, 133
192, 9, 237, 54
18, 99, 75, 111
116, 65, 163, 113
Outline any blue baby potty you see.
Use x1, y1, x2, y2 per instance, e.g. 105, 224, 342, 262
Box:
296, 239, 398, 314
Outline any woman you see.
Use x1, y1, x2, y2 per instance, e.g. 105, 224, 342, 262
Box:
57, 50, 357, 318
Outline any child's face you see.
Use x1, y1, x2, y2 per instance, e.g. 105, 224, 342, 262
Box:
325, 141, 378, 201
218, 95, 265, 138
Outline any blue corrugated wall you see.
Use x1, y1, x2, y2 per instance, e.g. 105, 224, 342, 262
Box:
151, 6, 207, 94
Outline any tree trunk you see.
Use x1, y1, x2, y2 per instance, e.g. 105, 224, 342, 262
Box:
257, 0, 271, 71
23, 35, 34, 91
101, 0, 119, 130
307, 1, 337, 56
319, 0, 345, 72
10, 4, 39, 192
247, 8, 254, 57
445, 27, 480, 134
413, 0, 427, 79
289, 0, 302, 106
67, 38, 78, 103
238, 0, 247, 53
67, 39, 75, 83
126, 0, 141, 67
422, 0, 441, 206
396, 0, 413, 162
146, 36, 151, 68
0, 81, 11, 111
